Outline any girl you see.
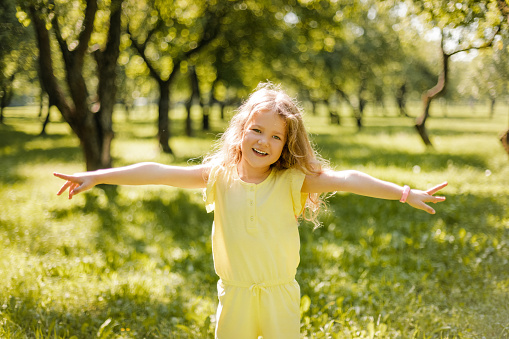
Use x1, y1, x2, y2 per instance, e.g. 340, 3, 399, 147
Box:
54, 83, 447, 339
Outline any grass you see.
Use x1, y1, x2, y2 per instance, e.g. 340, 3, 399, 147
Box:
0, 101, 508, 338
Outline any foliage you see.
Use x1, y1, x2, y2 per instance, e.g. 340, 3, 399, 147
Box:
0, 0, 36, 110
464, 34, 509, 104
8, 0, 508, 159
0, 103, 508, 338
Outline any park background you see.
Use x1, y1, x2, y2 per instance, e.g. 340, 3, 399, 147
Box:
1, 0, 509, 338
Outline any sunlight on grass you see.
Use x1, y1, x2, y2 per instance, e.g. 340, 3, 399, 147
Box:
1, 104, 508, 338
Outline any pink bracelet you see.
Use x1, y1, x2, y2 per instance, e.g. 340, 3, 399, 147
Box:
400, 185, 411, 203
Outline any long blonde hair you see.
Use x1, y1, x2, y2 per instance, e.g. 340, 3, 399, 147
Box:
203, 82, 328, 227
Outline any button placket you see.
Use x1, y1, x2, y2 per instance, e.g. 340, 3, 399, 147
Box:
247, 185, 256, 232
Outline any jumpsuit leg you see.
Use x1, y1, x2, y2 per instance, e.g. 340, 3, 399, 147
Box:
258, 280, 301, 339
215, 282, 259, 339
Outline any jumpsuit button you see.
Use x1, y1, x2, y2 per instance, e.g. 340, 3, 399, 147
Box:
250, 216, 254, 221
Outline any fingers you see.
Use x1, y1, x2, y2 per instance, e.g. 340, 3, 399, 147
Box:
69, 183, 80, 199
426, 181, 448, 195
408, 184, 447, 214
54, 172, 84, 199
423, 203, 436, 214
57, 181, 72, 196
431, 196, 446, 204
54, 172, 76, 181
426, 182, 447, 207
412, 200, 437, 214
407, 182, 448, 215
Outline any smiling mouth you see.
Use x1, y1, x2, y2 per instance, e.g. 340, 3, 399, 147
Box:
253, 148, 268, 155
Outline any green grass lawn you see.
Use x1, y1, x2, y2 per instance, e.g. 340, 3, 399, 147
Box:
1, 102, 508, 338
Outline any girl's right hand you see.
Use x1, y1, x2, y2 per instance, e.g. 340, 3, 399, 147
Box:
54, 172, 97, 199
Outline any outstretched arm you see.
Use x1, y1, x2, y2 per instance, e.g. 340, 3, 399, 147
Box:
54, 162, 209, 199
302, 170, 447, 214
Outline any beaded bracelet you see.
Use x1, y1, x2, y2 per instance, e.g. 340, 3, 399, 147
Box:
400, 185, 411, 203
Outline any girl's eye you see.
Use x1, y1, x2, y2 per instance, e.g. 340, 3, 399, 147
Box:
273, 135, 281, 140
252, 129, 261, 133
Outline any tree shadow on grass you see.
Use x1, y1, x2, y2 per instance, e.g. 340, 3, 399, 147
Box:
0, 128, 81, 184
298, 191, 509, 336
3, 279, 215, 338
41, 185, 509, 338
37, 189, 218, 337
50, 187, 216, 283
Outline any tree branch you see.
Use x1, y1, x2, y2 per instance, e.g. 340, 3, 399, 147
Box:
49, 3, 71, 65
28, 4, 76, 133
180, 3, 228, 61
75, 0, 98, 58
128, 22, 165, 82
448, 25, 500, 57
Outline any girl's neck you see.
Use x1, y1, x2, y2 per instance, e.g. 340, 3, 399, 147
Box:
237, 164, 272, 184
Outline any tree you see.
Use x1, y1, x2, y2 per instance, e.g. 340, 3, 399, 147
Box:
470, 42, 509, 118
127, 0, 230, 152
410, 0, 501, 147
24, 0, 123, 170
288, 0, 405, 129
0, 0, 34, 123
494, 0, 509, 156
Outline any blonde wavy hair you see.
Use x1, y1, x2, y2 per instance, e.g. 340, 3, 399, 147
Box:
203, 82, 328, 227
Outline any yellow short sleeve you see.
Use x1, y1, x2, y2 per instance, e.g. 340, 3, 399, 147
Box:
289, 169, 308, 217
204, 166, 221, 213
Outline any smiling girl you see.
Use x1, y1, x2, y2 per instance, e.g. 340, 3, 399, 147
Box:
54, 82, 447, 338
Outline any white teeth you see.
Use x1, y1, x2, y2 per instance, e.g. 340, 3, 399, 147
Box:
253, 148, 268, 155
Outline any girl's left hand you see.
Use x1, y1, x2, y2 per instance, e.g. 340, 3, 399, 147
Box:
407, 182, 448, 214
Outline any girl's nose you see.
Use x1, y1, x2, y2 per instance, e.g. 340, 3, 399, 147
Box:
258, 138, 268, 146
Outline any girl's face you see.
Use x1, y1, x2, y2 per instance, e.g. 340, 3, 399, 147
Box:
239, 109, 286, 174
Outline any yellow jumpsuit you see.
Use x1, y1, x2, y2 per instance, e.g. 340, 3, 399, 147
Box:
205, 167, 307, 339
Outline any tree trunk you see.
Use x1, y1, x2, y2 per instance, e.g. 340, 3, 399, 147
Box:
0, 74, 14, 124
92, 0, 122, 169
396, 82, 409, 117
29, 5, 74, 129
415, 38, 449, 148
0, 104, 4, 124
0, 91, 7, 124
329, 105, 340, 125
202, 104, 210, 131
185, 66, 200, 137
157, 79, 173, 154
202, 91, 211, 131
336, 88, 359, 129
415, 96, 433, 146
38, 93, 45, 118
39, 105, 51, 136
185, 99, 193, 137
310, 100, 317, 115
220, 101, 226, 120
355, 82, 367, 131
496, 0, 509, 156
29, 0, 122, 171
500, 129, 509, 157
